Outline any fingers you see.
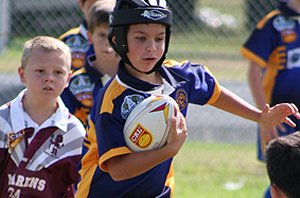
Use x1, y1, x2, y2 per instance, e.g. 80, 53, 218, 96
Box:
283, 117, 296, 128
178, 113, 187, 131
262, 103, 270, 114
168, 117, 178, 132
169, 113, 188, 140
290, 103, 300, 119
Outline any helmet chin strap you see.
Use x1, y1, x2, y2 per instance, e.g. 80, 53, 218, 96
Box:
121, 55, 154, 75
121, 54, 164, 75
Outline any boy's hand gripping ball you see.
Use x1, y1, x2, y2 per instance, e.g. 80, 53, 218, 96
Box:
123, 95, 180, 152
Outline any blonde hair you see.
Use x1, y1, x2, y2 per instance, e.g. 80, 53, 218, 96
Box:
21, 36, 71, 68
88, 0, 116, 33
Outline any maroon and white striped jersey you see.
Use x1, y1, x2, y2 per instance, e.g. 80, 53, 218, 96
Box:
0, 90, 85, 198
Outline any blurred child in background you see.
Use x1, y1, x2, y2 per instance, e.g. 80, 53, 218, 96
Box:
61, 0, 119, 127
59, 0, 98, 71
241, 0, 300, 197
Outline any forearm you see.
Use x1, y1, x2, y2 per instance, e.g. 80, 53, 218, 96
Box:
211, 86, 262, 123
248, 61, 265, 109
106, 146, 174, 181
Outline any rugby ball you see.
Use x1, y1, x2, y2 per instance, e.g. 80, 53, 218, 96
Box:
123, 95, 180, 152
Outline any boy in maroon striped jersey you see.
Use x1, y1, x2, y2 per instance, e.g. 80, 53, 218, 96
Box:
0, 36, 85, 197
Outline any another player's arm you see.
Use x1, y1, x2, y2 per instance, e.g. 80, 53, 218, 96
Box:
248, 61, 265, 110
248, 61, 278, 147
105, 114, 187, 182
210, 86, 300, 126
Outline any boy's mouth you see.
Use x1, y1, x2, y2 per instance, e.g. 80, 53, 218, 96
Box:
43, 87, 54, 91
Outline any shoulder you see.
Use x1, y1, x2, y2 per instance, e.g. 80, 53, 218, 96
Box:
93, 77, 125, 114
58, 27, 81, 40
66, 114, 86, 137
70, 67, 88, 80
0, 102, 12, 128
256, 10, 281, 30
162, 59, 208, 74
0, 102, 10, 117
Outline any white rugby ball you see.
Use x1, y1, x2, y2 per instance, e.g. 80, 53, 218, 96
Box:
123, 95, 180, 152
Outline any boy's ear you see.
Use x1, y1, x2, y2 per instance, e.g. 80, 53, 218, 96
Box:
112, 36, 117, 44
18, 66, 26, 83
87, 31, 93, 44
78, 0, 83, 9
270, 184, 286, 198
65, 71, 72, 88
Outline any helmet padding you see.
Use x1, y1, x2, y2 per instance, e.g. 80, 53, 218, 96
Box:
108, 0, 173, 74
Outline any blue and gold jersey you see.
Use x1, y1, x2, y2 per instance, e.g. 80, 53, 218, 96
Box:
61, 53, 110, 127
59, 22, 91, 72
241, 3, 300, 108
76, 60, 221, 197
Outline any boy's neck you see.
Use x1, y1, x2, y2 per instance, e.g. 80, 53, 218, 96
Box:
94, 59, 118, 77
122, 62, 163, 84
22, 95, 58, 126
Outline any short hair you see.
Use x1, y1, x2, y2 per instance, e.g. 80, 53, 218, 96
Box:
21, 36, 71, 68
266, 132, 300, 198
88, 0, 116, 33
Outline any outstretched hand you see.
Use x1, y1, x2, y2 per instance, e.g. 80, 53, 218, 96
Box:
260, 103, 300, 127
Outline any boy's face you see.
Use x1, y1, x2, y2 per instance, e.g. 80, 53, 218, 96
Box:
126, 23, 166, 74
18, 49, 71, 103
88, 23, 119, 73
79, 0, 97, 23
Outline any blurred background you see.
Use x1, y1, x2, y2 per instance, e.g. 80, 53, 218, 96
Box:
0, 0, 278, 143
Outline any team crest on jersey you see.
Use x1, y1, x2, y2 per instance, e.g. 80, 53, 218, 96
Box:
121, 94, 145, 119
66, 35, 89, 53
273, 16, 296, 32
69, 75, 95, 107
175, 89, 188, 111
45, 134, 64, 157
65, 35, 89, 69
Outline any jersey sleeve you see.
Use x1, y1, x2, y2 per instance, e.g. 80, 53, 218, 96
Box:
61, 85, 77, 115
241, 11, 279, 67
177, 61, 221, 105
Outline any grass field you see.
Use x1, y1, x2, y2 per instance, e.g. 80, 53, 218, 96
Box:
174, 141, 269, 198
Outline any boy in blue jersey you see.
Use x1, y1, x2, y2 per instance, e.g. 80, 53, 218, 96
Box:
266, 132, 300, 198
61, 0, 119, 127
76, 0, 300, 197
59, 0, 98, 71
241, 0, 300, 197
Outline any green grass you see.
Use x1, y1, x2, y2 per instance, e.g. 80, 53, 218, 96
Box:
173, 141, 269, 198
0, 37, 27, 73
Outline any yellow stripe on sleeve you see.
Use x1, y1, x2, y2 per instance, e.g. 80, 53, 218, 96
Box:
99, 147, 132, 172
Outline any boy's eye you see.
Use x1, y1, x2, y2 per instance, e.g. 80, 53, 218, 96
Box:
155, 37, 164, 42
98, 33, 107, 38
55, 70, 64, 75
136, 36, 146, 41
36, 69, 44, 73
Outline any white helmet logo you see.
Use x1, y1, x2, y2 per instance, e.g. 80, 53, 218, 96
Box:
141, 10, 167, 21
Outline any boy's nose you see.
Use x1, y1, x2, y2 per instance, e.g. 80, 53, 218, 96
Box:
146, 41, 156, 52
45, 74, 54, 82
